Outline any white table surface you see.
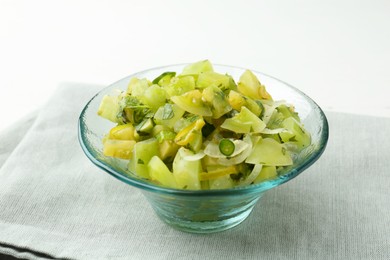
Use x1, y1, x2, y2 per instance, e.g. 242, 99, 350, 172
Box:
1, 0, 390, 132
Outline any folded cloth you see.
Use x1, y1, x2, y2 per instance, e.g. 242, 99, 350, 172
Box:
0, 83, 389, 260
0, 111, 38, 167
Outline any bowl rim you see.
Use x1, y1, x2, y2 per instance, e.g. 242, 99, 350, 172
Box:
78, 63, 329, 196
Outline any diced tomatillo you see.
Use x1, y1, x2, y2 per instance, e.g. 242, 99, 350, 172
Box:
238, 70, 272, 100
220, 106, 266, 133
181, 60, 214, 76
109, 123, 139, 141
246, 138, 293, 166
148, 156, 177, 188
175, 118, 205, 146
171, 90, 212, 117
164, 76, 195, 97
103, 139, 136, 159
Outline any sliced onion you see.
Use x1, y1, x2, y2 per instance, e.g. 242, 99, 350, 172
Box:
178, 147, 206, 161
238, 164, 263, 187
217, 147, 252, 166
262, 100, 290, 124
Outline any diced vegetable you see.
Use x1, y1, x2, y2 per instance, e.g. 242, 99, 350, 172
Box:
220, 106, 266, 133
254, 166, 277, 184
200, 165, 238, 181
238, 70, 272, 100
171, 90, 212, 117
246, 138, 293, 166
135, 118, 154, 135
172, 148, 202, 190
202, 85, 232, 119
127, 78, 150, 97
97, 95, 120, 123
109, 123, 139, 141
277, 105, 300, 122
181, 60, 214, 76
128, 138, 159, 178
154, 104, 185, 128
209, 175, 234, 189
197, 71, 232, 90
164, 76, 195, 97
148, 156, 177, 188
103, 139, 136, 159
280, 117, 311, 148
228, 90, 263, 117
175, 118, 205, 146
142, 84, 166, 111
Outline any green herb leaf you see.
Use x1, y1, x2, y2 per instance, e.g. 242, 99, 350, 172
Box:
156, 130, 176, 143
137, 159, 144, 165
119, 96, 152, 124
162, 103, 174, 120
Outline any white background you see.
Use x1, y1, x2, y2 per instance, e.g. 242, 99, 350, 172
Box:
1, 0, 389, 132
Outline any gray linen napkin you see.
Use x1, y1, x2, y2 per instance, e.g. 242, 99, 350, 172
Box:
0, 83, 389, 260
0, 111, 38, 167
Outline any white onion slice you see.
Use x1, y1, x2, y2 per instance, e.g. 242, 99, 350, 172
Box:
262, 100, 290, 124
238, 164, 263, 186
178, 148, 206, 161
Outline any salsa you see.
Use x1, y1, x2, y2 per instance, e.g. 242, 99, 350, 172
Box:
97, 60, 311, 190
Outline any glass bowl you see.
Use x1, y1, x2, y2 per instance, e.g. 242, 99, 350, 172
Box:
78, 64, 329, 233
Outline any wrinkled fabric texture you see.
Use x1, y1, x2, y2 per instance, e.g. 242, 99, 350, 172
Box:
0, 83, 389, 260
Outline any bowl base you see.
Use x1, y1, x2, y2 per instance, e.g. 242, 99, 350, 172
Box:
154, 206, 254, 234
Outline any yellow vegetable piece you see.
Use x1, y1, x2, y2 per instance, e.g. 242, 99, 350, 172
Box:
109, 123, 139, 141
171, 90, 212, 117
200, 165, 238, 181
238, 70, 272, 100
103, 139, 136, 159
175, 118, 205, 146
228, 90, 246, 111
228, 90, 263, 117
159, 140, 180, 161
202, 85, 232, 119
254, 166, 277, 184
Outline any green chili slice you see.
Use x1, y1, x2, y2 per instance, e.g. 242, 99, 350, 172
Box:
219, 139, 235, 156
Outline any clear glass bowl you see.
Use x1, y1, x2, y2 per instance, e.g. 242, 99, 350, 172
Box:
78, 64, 329, 233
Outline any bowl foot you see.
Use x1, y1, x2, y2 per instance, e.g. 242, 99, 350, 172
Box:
154, 206, 255, 234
